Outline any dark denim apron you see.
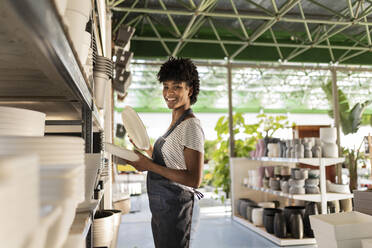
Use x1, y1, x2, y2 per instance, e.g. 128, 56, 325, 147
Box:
147, 109, 200, 248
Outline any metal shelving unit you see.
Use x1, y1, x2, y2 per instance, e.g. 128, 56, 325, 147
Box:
0, 0, 110, 247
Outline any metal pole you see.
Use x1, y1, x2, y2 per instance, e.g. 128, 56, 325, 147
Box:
227, 61, 235, 157
82, 103, 93, 153
331, 68, 342, 183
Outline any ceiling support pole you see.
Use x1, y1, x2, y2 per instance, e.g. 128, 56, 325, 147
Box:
331, 68, 342, 184
227, 61, 235, 157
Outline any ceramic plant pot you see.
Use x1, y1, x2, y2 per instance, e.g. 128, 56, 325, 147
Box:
274, 212, 287, 238
303, 202, 318, 238
283, 206, 305, 234
252, 208, 264, 226
290, 213, 304, 239
247, 205, 261, 222
263, 208, 282, 234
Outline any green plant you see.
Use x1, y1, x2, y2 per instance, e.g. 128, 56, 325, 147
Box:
322, 80, 372, 135
204, 140, 218, 164
322, 80, 372, 189
343, 143, 366, 191
211, 113, 290, 202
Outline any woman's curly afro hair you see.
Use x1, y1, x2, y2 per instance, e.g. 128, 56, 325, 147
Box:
157, 57, 200, 105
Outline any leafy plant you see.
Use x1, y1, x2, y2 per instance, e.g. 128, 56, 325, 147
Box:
211, 113, 290, 201
342, 143, 366, 191
322, 80, 372, 135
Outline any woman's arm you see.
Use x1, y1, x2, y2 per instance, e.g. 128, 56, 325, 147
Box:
130, 147, 204, 188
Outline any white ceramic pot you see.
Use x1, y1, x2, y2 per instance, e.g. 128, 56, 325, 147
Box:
252, 208, 264, 226
93, 211, 115, 247
94, 73, 109, 109
320, 127, 337, 143
322, 142, 338, 158
326, 180, 351, 194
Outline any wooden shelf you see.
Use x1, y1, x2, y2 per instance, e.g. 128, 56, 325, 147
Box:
250, 157, 345, 166
245, 185, 354, 202
233, 215, 316, 246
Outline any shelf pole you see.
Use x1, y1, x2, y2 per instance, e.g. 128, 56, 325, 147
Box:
331, 68, 342, 184
227, 60, 235, 157
82, 103, 93, 153
319, 158, 327, 214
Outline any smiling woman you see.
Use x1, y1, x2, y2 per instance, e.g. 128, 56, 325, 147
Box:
125, 57, 205, 248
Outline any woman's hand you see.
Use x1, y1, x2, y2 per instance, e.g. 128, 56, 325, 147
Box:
129, 137, 153, 157
126, 150, 153, 172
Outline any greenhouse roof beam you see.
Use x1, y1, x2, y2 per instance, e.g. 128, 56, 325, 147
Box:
287, 1, 372, 61
146, 16, 171, 55
158, 0, 181, 37
132, 36, 371, 52
230, 0, 301, 59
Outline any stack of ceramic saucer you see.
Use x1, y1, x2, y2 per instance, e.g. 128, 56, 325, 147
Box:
0, 154, 39, 248
0, 136, 85, 248
0, 136, 85, 165
0, 106, 45, 136
40, 164, 85, 205
93, 56, 113, 109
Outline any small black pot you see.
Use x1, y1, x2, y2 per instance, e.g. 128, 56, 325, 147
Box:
263, 208, 282, 234
274, 212, 287, 238
283, 206, 305, 234
237, 198, 254, 216
304, 202, 319, 238
290, 213, 304, 239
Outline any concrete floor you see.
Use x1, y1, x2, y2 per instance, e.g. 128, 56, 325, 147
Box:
117, 194, 317, 248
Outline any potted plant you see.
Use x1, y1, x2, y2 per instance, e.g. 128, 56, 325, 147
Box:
211, 113, 290, 202
322, 80, 371, 190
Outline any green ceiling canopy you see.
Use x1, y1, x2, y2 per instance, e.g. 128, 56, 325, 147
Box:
111, 0, 372, 65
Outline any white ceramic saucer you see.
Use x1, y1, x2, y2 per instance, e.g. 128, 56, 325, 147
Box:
121, 106, 150, 150
104, 143, 139, 162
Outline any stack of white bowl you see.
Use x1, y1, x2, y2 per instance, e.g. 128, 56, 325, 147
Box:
63, 0, 91, 65
0, 155, 39, 248
0, 106, 45, 136
94, 55, 113, 109
319, 127, 338, 158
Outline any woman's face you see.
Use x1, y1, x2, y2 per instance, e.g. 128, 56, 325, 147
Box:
162, 80, 192, 109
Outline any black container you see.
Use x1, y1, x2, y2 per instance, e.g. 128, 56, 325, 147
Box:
237, 198, 254, 216
290, 213, 304, 239
263, 208, 282, 234
240, 201, 250, 219
274, 212, 287, 238
283, 206, 305, 234
303, 202, 319, 238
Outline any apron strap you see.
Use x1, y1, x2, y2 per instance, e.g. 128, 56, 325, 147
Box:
162, 109, 193, 139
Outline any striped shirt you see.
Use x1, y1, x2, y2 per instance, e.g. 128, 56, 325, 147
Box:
160, 118, 205, 190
